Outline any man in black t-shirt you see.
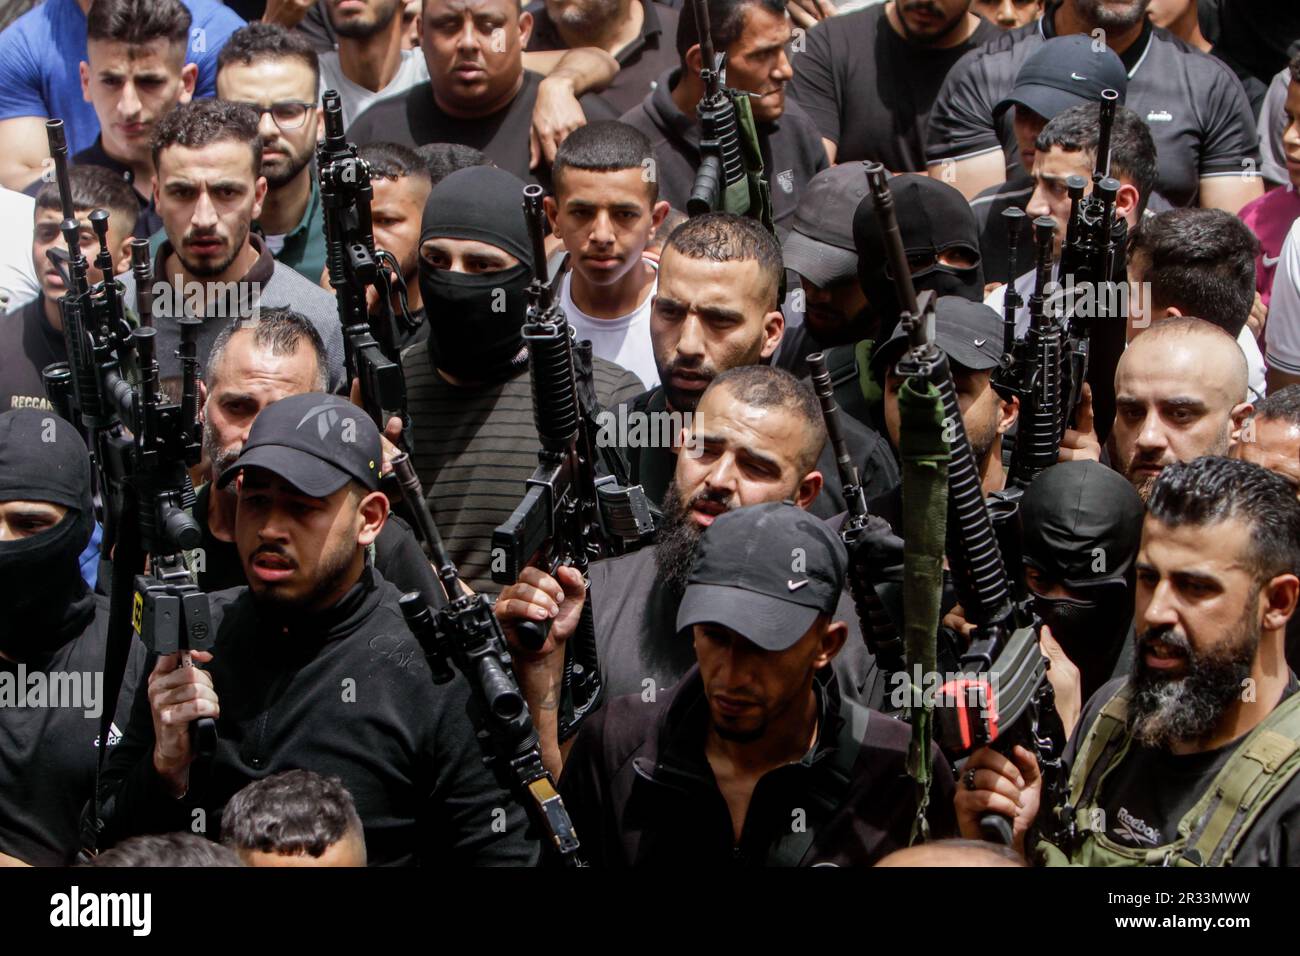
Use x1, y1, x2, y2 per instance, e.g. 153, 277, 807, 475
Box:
620, 0, 828, 237
346, 0, 618, 183
959, 457, 1300, 866
524, 0, 681, 116
0, 170, 138, 413
0, 410, 146, 866
197, 308, 444, 610
926, 0, 1261, 212
787, 0, 999, 172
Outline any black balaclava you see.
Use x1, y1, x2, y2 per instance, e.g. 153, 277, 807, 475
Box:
419, 165, 535, 383
853, 174, 984, 343
1021, 460, 1145, 699
0, 409, 96, 660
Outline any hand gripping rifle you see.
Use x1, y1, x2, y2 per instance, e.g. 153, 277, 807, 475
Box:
1005, 217, 1064, 490
492, 185, 655, 741
1055, 89, 1126, 442
868, 165, 1067, 845
396, 461, 583, 866
317, 89, 420, 431
42, 120, 215, 856
807, 351, 906, 677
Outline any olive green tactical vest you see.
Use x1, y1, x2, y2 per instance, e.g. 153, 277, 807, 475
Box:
1037, 684, 1300, 867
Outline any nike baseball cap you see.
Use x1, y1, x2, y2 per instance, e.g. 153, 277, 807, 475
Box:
676, 502, 847, 652
994, 35, 1128, 122
217, 393, 382, 497
782, 163, 870, 288
870, 295, 1005, 380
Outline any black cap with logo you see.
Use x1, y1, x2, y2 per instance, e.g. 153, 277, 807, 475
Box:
994, 34, 1129, 122
676, 502, 847, 652
870, 295, 1006, 380
217, 393, 382, 497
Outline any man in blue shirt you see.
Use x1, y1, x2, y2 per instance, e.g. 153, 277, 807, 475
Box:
0, 0, 244, 191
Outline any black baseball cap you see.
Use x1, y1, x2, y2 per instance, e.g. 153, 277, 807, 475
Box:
676, 502, 847, 652
217, 393, 382, 497
870, 295, 1005, 380
994, 35, 1128, 122
783, 163, 870, 288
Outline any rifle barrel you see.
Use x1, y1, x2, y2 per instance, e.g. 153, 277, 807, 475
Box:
1094, 88, 1119, 183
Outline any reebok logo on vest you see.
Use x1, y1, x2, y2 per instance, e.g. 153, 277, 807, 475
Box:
1115, 806, 1160, 846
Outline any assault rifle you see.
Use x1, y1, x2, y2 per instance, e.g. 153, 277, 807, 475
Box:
317, 88, 420, 431
868, 165, 1067, 845
1056, 88, 1127, 443
492, 185, 655, 740
42, 120, 215, 855
807, 351, 905, 677
1005, 217, 1063, 489
685, 0, 780, 260
395, 457, 583, 866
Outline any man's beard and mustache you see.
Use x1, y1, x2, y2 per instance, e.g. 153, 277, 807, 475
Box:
896, 0, 968, 43
330, 0, 401, 38
261, 139, 314, 189
654, 478, 733, 598
1129, 609, 1259, 750
551, 0, 621, 36
178, 221, 248, 279
1123, 422, 1231, 501
1076, 0, 1151, 31
203, 420, 241, 486
656, 357, 719, 414
246, 538, 357, 614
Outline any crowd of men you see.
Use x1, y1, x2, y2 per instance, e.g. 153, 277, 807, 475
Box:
2, 0, 1300, 870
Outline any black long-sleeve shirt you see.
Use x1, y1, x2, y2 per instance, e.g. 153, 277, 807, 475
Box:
99, 568, 538, 866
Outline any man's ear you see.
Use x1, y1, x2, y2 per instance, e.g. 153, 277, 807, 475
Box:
252, 174, 268, 221
681, 43, 702, 74
815, 620, 848, 668
80, 62, 91, 102
518, 9, 533, 47
113, 234, 135, 275
179, 62, 198, 103
760, 308, 785, 359
1230, 400, 1255, 440
793, 469, 823, 510
197, 379, 208, 423
998, 392, 1020, 435
1116, 182, 1141, 223
650, 199, 670, 232
356, 490, 389, 547
543, 195, 562, 237
1262, 573, 1300, 634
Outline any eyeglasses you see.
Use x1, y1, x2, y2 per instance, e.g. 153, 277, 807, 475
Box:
232, 101, 316, 130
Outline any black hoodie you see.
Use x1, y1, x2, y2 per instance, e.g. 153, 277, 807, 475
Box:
99, 568, 538, 866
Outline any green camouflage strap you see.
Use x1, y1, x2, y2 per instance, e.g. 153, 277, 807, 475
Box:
897, 377, 948, 844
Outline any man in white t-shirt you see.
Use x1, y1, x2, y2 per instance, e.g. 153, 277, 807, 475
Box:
545, 120, 669, 388
321, 0, 431, 132
0, 186, 39, 314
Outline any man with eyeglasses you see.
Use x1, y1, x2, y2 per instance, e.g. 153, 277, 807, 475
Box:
215, 24, 329, 284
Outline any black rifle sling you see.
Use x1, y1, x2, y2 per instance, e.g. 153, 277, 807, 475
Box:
83, 494, 144, 855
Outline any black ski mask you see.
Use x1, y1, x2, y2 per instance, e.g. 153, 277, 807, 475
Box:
853, 174, 984, 342
0, 410, 96, 660
1021, 461, 1145, 699
418, 165, 536, 382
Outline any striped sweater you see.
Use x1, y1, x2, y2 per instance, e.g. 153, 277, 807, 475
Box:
403, 342, 643, 595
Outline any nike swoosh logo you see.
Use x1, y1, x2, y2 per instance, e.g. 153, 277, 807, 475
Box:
974, 338, 987, 347
1071, 72, 1087, 81
787, 579, 808, 591
1264, 254, 1281, 267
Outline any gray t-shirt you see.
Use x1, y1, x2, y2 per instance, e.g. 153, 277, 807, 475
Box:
318, 49, 430, 132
